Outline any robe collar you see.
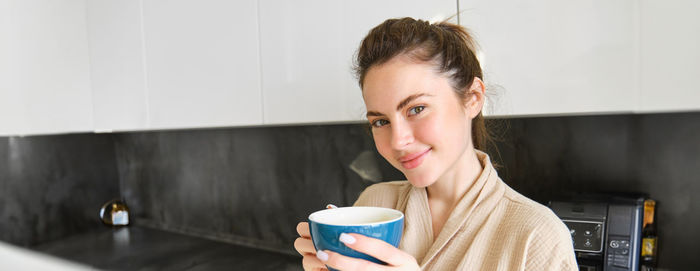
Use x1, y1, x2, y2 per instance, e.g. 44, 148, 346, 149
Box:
402, 150, 506, 267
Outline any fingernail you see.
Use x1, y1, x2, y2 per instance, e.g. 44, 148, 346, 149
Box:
316, 250, 329, 262
339, 233, 356, 244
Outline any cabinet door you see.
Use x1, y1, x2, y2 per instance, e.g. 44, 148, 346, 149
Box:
459, 0, 637, 116
88, 0, 148, 132
142, 0, 262, 129
639, 0, 700, 112
0, 0, 93, 136
0, 0, 20, 136
259, 0, 457, 124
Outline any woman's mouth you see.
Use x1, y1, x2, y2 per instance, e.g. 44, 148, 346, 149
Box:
399, 148, 431, 170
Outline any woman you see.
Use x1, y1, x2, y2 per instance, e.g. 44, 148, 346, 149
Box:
294, 17, 577, 270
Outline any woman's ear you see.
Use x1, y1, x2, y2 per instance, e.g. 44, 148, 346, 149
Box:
464, 77, 485, 119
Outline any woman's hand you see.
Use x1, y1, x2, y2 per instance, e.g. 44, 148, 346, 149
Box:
316, 233, 420, 271
294, 222, 328, 271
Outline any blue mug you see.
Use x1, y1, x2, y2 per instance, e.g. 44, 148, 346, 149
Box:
308, 206, 404, 270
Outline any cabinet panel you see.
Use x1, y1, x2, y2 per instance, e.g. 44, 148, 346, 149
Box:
0, 0, 93, 136
0, 0, 20, 135
639, 0, 700, 112
88, 0, 148, 132
142, 0, 262, 129
259, 0, 457, 124
459, 0, 637, 117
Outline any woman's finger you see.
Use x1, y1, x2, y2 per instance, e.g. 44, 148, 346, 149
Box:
321, 250, 385, 271
337, 233, 414, 266
294, 237, 317, 255
297, 222, 311, 238
302, 254, 328, 271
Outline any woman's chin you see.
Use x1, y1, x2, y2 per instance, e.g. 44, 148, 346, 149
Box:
406, 174, 436, 188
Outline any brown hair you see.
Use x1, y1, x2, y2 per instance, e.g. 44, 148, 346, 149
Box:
354, 17, 494, 152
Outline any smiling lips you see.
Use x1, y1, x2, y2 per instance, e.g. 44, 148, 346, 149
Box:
399, 148, 431, 169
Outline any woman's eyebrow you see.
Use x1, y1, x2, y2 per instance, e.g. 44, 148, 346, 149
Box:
396, 93, 432, 111
366, 111, 384, 117
366, 93, 433, 118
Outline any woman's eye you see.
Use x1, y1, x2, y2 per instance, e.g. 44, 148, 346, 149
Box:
408, 105, 425, 115
371, 119, 389, 127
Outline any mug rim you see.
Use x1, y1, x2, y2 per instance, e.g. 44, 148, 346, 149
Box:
308, 206, 404, 226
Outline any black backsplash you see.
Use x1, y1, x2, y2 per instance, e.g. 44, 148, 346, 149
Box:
1, 112, 698, 270
493, 112, 700, 270
112, 125, 399, 254
0, 134, 120, 246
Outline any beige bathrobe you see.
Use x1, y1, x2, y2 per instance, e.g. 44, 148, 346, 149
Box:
353, 151, 578, 270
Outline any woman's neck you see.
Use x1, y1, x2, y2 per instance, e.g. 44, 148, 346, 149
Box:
426, 148, 483, 206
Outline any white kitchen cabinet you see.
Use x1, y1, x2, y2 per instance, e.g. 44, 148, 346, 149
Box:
0, 0, 20, 136
89, 0, 263, 132
3, 1, 697, 137
459, 0, 637, 117
638, 0, 700, 113
141, 0, 263, 129
0, 0, 93, 136
87, 0, 148, 132
258, 0, 458, 124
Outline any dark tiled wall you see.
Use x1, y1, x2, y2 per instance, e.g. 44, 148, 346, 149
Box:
1, 112, 698, 270
0, 134, 120, 246
113, 125, 401, 254
493, 112, 700, 270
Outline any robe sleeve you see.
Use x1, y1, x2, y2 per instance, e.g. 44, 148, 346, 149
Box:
352, 181, 403, 208
524, 210, 579, 270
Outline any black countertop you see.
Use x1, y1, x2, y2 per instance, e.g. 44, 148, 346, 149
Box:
31, 227, 303, 271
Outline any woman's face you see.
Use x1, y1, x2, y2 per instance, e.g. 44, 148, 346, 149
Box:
362, 56, 483, 188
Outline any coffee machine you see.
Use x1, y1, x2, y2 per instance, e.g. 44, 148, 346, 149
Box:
549, 195, 644, 271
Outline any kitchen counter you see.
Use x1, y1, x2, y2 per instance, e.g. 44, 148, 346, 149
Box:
31, 226, 303, 270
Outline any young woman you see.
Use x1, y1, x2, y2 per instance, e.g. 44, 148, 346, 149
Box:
294, 17, 577, 270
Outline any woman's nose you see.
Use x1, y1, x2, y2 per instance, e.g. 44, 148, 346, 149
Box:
390, 120, 414, 149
